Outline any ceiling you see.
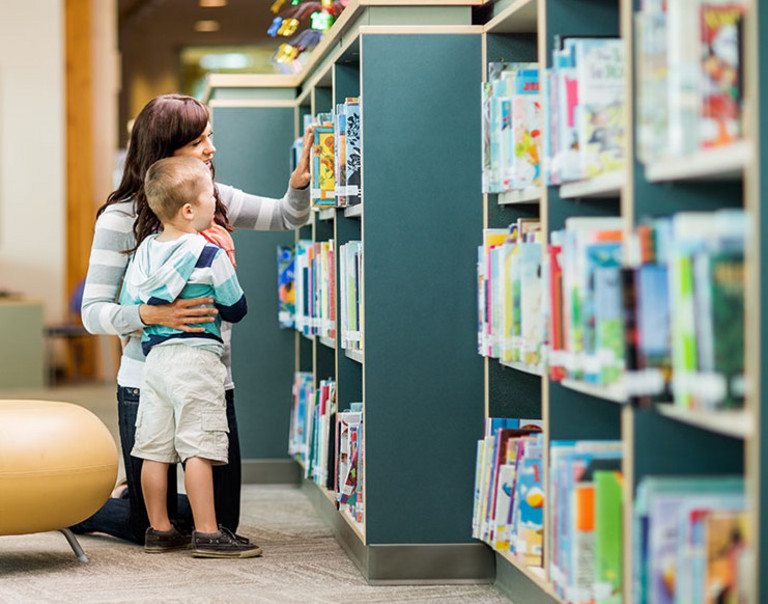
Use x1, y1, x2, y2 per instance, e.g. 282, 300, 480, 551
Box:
118, 0, 278, 47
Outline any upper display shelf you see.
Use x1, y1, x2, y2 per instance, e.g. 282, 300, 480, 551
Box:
203, 0, 482, 103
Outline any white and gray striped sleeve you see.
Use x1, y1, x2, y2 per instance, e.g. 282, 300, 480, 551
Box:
219, 183, 311, 231
80, 206, 144, 336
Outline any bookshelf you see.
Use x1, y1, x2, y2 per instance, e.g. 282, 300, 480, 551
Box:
479, 0, 763, 602
205, 0, 765, 599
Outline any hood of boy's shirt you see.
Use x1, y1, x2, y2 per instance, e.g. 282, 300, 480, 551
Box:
127, 233, 207, 303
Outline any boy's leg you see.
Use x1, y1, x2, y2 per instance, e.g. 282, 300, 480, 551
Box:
141, 460, 171, 531
185, 457, 217, 533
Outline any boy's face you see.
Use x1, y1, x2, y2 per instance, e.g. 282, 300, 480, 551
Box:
192, 176, 216, 232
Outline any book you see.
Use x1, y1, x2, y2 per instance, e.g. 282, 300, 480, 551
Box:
276, 245, 296, 329
311, 124, 336, 207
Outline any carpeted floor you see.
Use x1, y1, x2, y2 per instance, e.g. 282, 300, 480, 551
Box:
0, 384, 510, 603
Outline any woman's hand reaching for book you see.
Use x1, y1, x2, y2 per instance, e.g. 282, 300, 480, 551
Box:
289, 126, 314, 189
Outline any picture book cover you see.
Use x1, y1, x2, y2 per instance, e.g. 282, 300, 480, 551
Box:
583, 239, 623, 384
276, 245, 295, 329
519, 241, 543, 366
575, 38, 626, 178
512, 68, 542, 188
709, 250, 745, 409
344, 98, 361, 205
704, 510, 747, 604
699, 4, 745, 148
312, 124, 336, 206
511, 436, 544, 566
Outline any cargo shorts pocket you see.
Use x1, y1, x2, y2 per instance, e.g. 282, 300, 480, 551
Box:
201, 412, 229, 433
201, 411, 229, 464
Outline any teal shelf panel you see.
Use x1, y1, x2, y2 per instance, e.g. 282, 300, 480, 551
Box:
547, 186, 620, 233
212, 105, 298, 459
485, 32, 537, 68
360, 32, 484, 545
548, 381, 622, 440
632, 407, 744, 490
334, 63, 360, 105
489, 359, 542, 420
543, 0, 619, 68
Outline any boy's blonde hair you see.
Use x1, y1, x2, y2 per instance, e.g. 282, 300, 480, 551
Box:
144, 156, 211, 222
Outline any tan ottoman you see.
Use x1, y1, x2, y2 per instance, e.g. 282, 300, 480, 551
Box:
0, 400, 118, 561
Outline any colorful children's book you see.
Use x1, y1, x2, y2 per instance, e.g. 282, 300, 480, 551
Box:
344, 98, 361, 206
575, 38, 625, 178
276, 245, 296, 329
312, 124, 336, 207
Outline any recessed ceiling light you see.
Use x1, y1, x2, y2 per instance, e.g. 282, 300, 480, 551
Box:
199, 0, 228, 6
195, 20, 220, 32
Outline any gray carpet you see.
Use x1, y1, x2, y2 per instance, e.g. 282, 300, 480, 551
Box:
0, 384, 509, 603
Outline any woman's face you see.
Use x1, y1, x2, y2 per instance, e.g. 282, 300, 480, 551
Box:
173, 122, 215, 170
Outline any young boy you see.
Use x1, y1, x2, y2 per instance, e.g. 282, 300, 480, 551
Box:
120, 156, 261, 558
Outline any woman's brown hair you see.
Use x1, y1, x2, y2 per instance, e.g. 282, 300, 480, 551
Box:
97, 93, 231, 253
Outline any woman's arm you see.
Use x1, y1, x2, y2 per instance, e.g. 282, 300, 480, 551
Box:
81, 205, 215, 335
223, 127, 314, 232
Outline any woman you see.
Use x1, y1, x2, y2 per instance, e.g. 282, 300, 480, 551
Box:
74, 94, 313, 544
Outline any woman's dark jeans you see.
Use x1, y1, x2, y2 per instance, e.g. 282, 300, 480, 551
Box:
71, 386, 241, 544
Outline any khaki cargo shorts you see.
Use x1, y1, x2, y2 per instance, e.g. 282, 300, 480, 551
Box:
132, 344, 228, 465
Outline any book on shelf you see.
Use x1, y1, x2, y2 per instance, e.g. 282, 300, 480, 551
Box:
633, 475, 746, 604
288, 372, 314, 464
334, 102, 347, 206
276, 245, 295, 329
574, 38, 626, 178
344, 98, 361, 206
472, 418, 543, 550
481, 62, 540, 194
635, 0, 747, 163
549, 440, 623, 602
547, 36, 625, 184
311, 123, 336, 207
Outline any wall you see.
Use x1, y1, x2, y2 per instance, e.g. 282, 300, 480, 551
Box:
0, 1, 66, 323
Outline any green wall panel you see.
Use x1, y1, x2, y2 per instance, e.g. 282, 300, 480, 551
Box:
211, 105, 297, 459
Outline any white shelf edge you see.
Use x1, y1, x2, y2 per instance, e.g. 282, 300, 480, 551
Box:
343, 205, 362, 218
559, 171, 625, 199
344, 348, 364, 364
655, 405, 752, 440
319, 336, 336, 350
484, 0, 538, 34
498, 187, 542, 205
559, 378, 627, 404
645, 141, 750, 182
316, 208, 335, 221
499, 360, 545, 376
497, 550, 564, 602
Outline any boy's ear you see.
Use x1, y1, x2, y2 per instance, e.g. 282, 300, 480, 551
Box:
180, 202, 195, 219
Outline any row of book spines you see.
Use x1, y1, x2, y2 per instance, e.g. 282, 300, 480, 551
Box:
548, 440, 623, 604
632, 475, 749, 604
635, 2, 747, 163
479, 208, 746, 411
309, 97, 362, 208
482, 62, 543, 193
336, 406, 364, 523
482, 37, 626, 194
338, 241, 363, 351
293, 239, 336, 339
472, 430, 544, 567
473, 432, 625, 604
287, 373, 365, 522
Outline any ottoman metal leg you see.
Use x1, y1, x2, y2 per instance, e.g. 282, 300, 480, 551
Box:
59, 528, 89, 563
